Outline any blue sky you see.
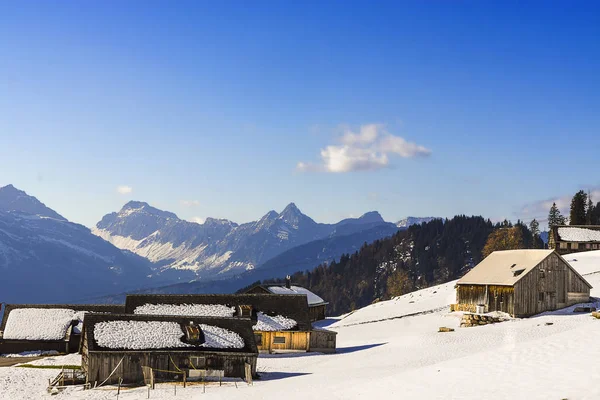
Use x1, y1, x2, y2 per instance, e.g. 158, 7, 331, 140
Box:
1, 1, 599, 228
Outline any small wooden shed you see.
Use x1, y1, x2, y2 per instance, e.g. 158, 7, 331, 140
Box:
455, 250, 592, 317
80, 314, 258, 385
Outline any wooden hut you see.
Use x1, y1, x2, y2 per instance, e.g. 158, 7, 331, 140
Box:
549, 225, 600, 255
124, 293, 336, 354
244, 277, 328, 322
80, 314, 258, 385
454, 250, 592, 317
0, 304, 124, 355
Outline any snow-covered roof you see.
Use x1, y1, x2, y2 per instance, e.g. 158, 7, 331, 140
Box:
457, 250, 556, 286
3, 308, 76, 340
265, 285, 327, 306
133, 303, 236, 318
93, 320, 245, 350
252, 312, 297, 331
557, 226, 600, 242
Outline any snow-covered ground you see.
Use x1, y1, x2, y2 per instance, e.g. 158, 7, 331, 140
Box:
2, 250, 600, 399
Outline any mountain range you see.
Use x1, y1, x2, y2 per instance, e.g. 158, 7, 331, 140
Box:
93, 201, 400, 280
0, 184, 432, 303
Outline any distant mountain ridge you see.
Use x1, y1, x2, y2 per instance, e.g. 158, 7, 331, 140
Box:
0, 185, 159, 303
0, 184, 66, 221
93, 201, 399, 279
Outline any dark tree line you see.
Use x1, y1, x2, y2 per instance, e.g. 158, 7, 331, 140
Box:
238, 215, 547, 316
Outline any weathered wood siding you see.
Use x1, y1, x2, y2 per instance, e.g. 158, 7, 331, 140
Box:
308, 329, 336, 353
255, 331, 310, 353
85, 351, 257, 385
309, 305, 326, 322
456, 285, 515, 315
512, 253, 589, 317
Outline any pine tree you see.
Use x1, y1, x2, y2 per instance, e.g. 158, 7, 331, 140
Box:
548, 202, 566, 230
586, 194, 595, 225
570, 190, 588, 225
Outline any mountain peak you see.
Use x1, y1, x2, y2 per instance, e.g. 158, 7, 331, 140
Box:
281, 202, 301, 216
358, 211, 384, 223
118, 201, 178, 220
0, 185, 67, 221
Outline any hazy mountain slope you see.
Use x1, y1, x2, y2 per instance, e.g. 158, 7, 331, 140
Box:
0, 186, 158, 303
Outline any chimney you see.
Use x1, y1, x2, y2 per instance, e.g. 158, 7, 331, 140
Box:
285, 275, 291, 289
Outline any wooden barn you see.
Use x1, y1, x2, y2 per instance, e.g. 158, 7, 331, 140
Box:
244, 277, 329, 322
549, 225, 600, 255
124, 293, 336, 354
454, 250, 592, 317
80, 313, 258, 385
0, 304, 125, 355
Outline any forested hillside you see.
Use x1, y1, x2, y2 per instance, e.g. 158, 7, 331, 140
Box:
239, 216, 542, 316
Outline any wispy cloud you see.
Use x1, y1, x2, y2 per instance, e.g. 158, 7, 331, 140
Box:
297, 124, 431, 173
116, 185, 133, 195
191, 216, 205, 224
180, 200, 201, 207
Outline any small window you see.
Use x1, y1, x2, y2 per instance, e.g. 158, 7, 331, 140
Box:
539, 292, 545, 302
238, 305, 253, 317
586, 243, 591, 250
560, 242, 568, 249
571, 243, 579, 250
513, 269, 525, 277
190, 356, 206, 368
254, 333, 262, 344
593, 244, 599, 250
273, 336, 286, 344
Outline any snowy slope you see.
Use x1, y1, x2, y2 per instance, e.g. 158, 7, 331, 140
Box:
3, 250, 600, 399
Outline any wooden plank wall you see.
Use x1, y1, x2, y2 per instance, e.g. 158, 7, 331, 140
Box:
255, 331, 310, 353
86, 351, 258, 385
513, 253, 589, 317
309, 330, 336, 353
456, 285, 515, 315
309, 305, 326, 322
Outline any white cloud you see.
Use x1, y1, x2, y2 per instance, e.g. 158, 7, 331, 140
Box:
116, 185, 133, 195
191, 217, 205, 224
297, 124, 431, 173
180, 200, 201, 207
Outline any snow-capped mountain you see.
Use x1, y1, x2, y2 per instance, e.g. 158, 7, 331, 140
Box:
93, 201, 399, 279
0, 184, 66, 221
0, 185, 156, 303
396, 216, 438, 228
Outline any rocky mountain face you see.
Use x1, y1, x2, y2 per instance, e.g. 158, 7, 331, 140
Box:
0, 186, 156, 303
93, 201, 399, 279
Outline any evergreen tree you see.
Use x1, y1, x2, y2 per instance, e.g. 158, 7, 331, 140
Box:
529, 219, 541, 247
592, 202, 600, 225
570, 190, 588, 225
548, 202, 566, 230
586, 195, 595, 225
